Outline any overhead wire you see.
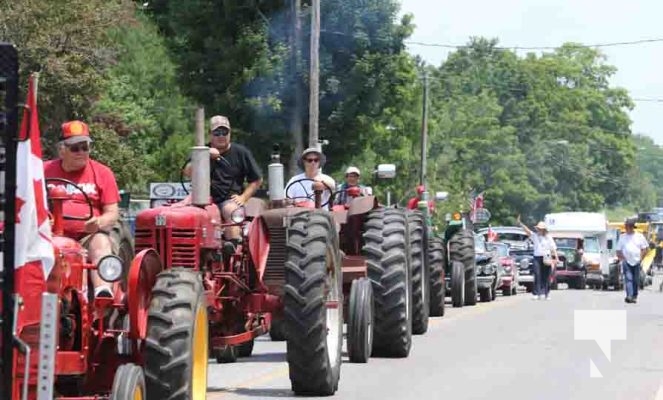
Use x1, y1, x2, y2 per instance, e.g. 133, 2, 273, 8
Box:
404, 38, 663, 50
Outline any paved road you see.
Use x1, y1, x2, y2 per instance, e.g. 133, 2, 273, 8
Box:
207, 286, 663, 400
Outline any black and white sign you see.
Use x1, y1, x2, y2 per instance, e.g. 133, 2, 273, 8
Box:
149, 182, 191, 200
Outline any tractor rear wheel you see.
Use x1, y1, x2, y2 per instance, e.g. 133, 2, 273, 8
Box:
428, 238, 446, 316
144, 268, 208, 400
111, 220, 134, 291
408, 211, 429, 335
110, 363, 145, 400
362, 208, 412, 358
449, 230, 476, 306
347, 278, 374, 363
284, 210, 342, 396
451, 261, 465, 308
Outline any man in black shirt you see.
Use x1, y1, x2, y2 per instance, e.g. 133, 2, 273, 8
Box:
184, 115, 263, 243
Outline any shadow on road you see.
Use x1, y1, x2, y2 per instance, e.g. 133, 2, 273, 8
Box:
233, 352, 286, 363
207, 387, 292, 397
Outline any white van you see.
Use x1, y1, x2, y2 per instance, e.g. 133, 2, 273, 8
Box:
544, 212, 617, 289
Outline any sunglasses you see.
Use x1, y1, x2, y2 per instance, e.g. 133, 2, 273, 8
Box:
212, 127, 230, 137
67, 143, 90, 153
304, 158, 319, 163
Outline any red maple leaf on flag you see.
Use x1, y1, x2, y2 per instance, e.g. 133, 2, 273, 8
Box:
33, 179, 48, 225
16, 196, 25, 224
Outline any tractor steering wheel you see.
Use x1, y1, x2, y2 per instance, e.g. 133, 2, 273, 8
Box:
45, 177, 94, 221
285, 178, 335, 208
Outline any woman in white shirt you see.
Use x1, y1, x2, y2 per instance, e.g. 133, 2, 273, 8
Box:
517, 216, 559, 300
284, 147, 336, 206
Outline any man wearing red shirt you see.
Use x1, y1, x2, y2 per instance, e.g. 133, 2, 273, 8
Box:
44, 120, 120, 298
407, 185, 435, 213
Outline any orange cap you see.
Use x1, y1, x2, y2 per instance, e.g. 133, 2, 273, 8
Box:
60, 121, 92, 144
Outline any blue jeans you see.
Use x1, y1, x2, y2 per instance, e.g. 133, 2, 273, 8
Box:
622, 261, 640, 299
533, 256, 543, 295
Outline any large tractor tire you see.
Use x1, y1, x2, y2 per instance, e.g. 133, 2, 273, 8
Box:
111, 220, 134, 291
362, 207, 412, 358
428, 237, 446, 316
449, 230, 477, 306
407, 211, 430, 335
144, 268, 208, 400
111, 363, 146, 400
450, 260, 465, 308
283, 210, 343, 396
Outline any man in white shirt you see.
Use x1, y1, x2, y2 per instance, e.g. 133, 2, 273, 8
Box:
616, 218, 649, 303
285, 147, 336, 206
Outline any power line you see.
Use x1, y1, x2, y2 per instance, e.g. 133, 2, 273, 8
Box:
405, 38, 663, 51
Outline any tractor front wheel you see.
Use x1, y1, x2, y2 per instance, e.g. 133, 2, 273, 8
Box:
428, 238, 446, 317
110, 363, 145, 400
449, 230, 476, 306
284, 211, 342, 396
451, 261, 465, 308
347, 277, 374, 363
144, 268, 208, 400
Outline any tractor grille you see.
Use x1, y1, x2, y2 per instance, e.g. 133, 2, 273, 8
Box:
264, 226, 287, 291
134, 228, 197, 268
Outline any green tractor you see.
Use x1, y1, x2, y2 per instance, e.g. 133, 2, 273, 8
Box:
442, 211, 478, 308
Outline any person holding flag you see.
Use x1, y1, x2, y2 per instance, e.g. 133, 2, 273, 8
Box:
44, 120, 121, 298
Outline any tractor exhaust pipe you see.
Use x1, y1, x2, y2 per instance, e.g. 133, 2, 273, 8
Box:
191, 107, 210, 207
268, 144, 285, 204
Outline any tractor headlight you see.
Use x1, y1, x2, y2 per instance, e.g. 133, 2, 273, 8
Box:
231, 207, 246, 224
97, 255, 123, 282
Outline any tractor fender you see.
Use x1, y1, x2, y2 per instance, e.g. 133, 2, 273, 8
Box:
346, 195, 378, 217
127, 249, 163, 340
248, 216, 270, 282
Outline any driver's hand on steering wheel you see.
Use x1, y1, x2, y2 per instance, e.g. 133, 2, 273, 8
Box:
84, 216, 101, 233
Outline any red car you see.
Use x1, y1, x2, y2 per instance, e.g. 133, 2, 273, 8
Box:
487, 242, 519, 296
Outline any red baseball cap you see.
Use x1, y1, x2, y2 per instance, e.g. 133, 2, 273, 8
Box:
60, 120, 92, 145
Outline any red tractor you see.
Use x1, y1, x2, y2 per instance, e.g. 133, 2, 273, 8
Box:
2, 178, 206, 400
134, 136, 345, 395
0, 46, 206, 399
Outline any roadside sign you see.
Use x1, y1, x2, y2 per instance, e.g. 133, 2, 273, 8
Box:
473, 207, 491, 224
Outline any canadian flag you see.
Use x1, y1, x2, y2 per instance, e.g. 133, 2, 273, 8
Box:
15, 75, 54, 292
470, 191, 485, 222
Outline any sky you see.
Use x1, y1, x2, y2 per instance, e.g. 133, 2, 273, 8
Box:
398, 0, 663, 144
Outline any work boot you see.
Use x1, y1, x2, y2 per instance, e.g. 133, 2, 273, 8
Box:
223, 241, 236, 256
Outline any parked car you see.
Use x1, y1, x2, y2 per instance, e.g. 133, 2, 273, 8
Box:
551, 235, 586, 289
477, 226, 530, 250
486, 241, 519, 296
474, 234, 501, 302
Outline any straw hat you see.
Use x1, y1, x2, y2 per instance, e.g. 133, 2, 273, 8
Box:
535, 221, 548, 231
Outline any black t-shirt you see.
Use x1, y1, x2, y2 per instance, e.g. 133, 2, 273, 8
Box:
201, 143, 262, 204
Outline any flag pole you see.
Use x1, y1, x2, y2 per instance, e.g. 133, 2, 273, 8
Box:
32, 73, 39, 101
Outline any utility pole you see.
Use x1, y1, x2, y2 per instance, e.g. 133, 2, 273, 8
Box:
308, 0, 320, 150
420, 73, 429, 186
289, 0, 303, 175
